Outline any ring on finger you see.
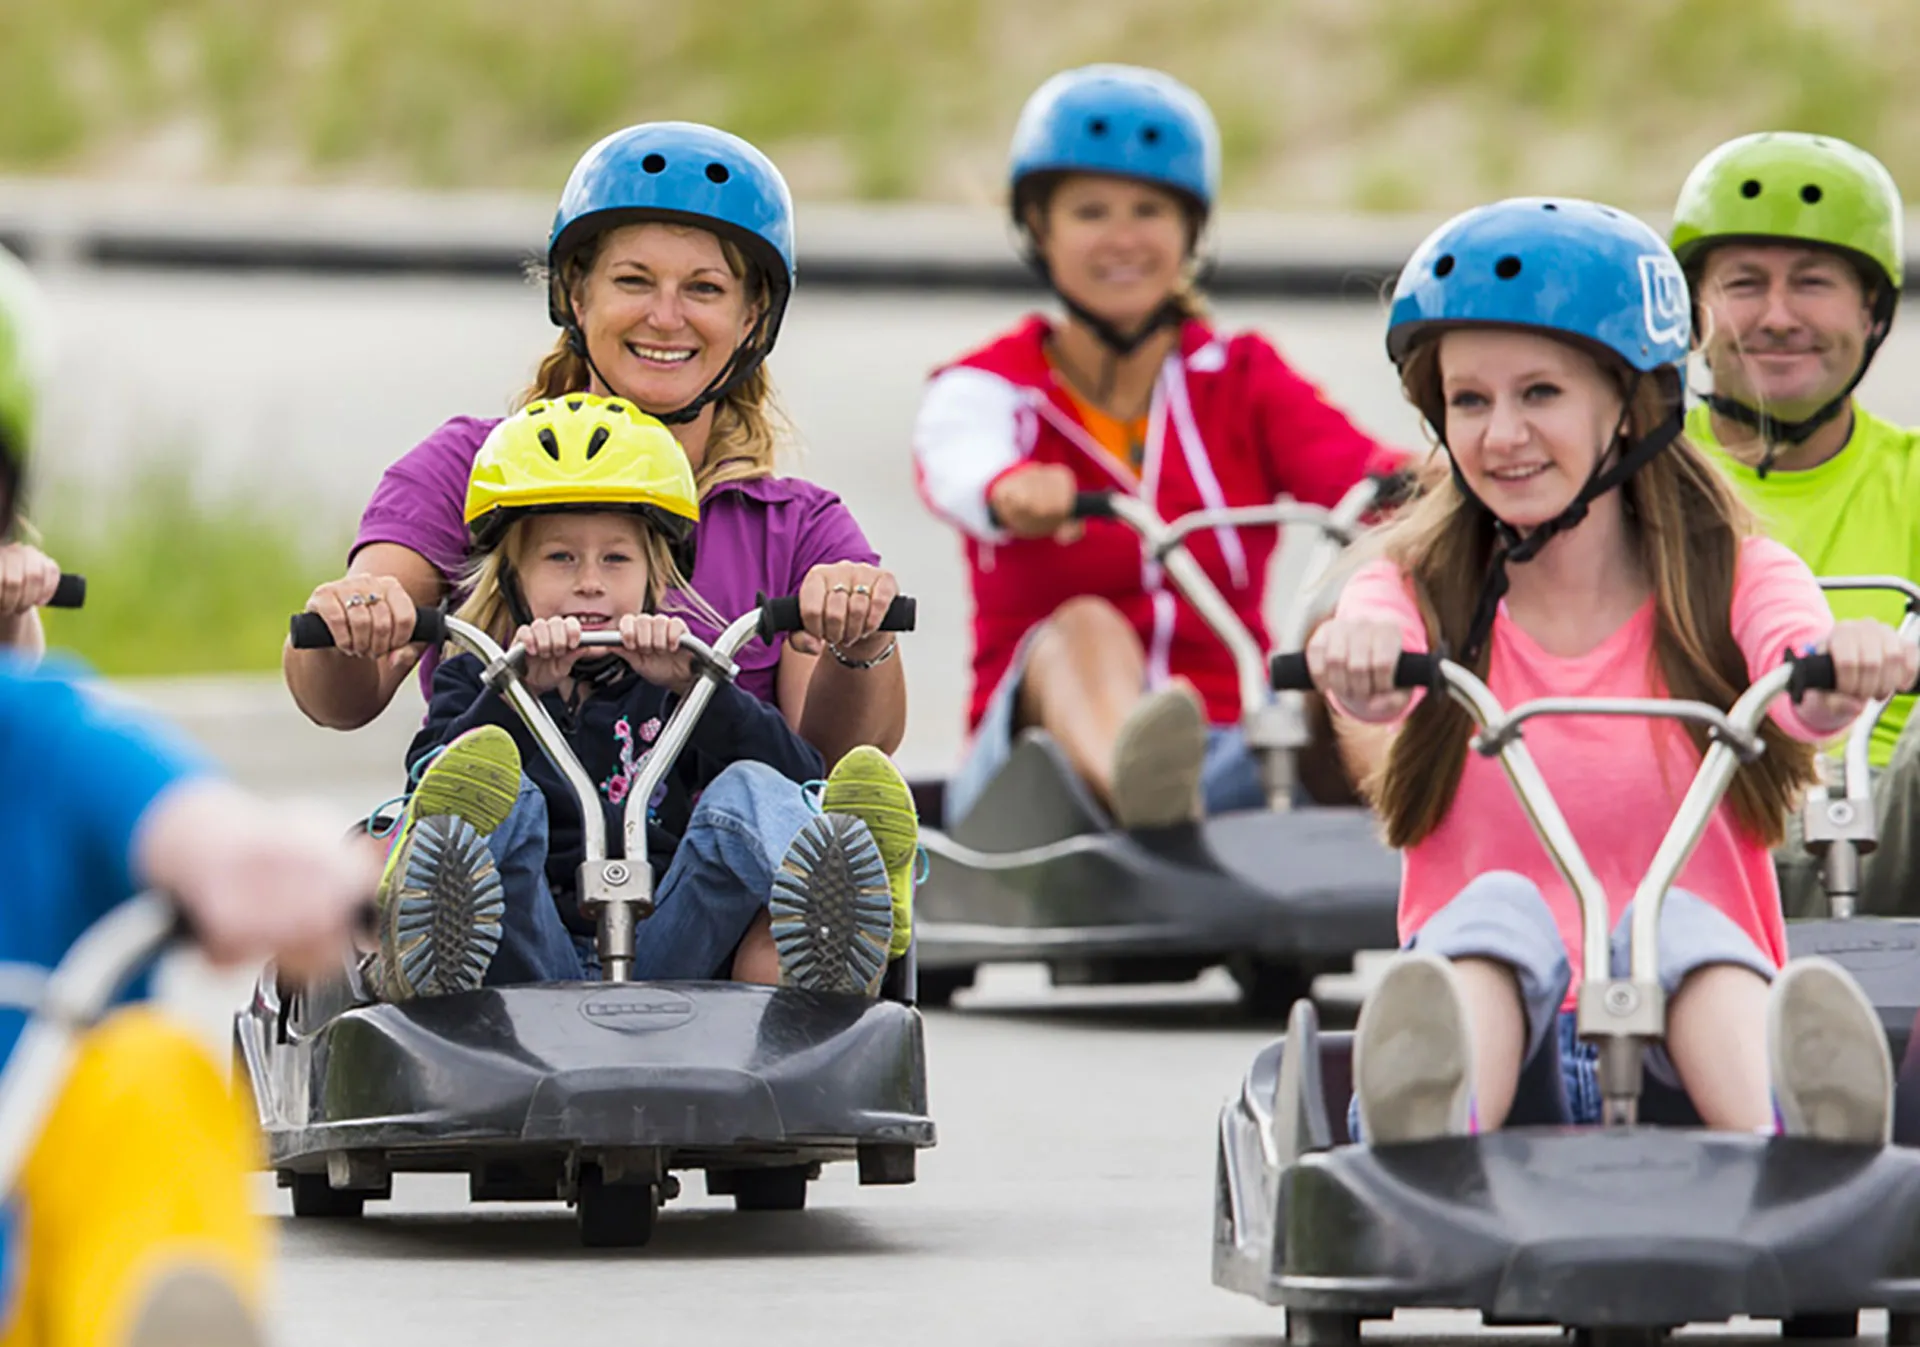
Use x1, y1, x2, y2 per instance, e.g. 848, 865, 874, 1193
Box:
831, 583, 852, 594
345, 594, 368, 608
852, 584, 872, 596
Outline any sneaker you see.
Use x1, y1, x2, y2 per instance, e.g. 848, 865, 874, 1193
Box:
820, 746, 921, 959
1768, 956, 1892, 1146
770, 813, 895, 995
369, 726, 522, 1000
1352, 951, 1478, 1145
127, 1266, 264, 1347
1110, 684, 1206, 829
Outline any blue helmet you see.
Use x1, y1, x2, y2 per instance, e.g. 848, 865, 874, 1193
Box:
547, 122, 796, 333
1008, 64, 1220, 224
1386, 197, 1691, 389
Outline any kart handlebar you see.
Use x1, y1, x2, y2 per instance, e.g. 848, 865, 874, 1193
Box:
47, 574, 85, 609
754, 593, 917, 640
1269, 650, 1439, 692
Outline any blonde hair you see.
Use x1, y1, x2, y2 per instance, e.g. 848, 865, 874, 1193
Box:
1362, 339, 1815, 849
520, 229, 789, 497
453, 512, 718, 647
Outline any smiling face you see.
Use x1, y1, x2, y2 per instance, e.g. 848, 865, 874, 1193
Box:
569, 222, 762, 418
1437, 328, 1627, 530
1031, 174, 1191, 330
1695, 242, 1876, 418
515, 513, 654, 627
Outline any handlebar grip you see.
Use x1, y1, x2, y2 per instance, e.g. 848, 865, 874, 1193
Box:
755, 594, 917, 641
1367, 469, 1419, 510
47, 573, 85, 609
1270, 650, 1441, 692
1071, 491, 1117, 520
289, 607, 448, 650
1786, 649, 1920, 701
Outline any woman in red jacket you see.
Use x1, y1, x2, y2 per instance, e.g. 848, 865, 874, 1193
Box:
915, 64, 1402, 830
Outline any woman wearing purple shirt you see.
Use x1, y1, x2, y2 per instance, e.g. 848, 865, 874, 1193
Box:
284, 123, 916, 985
284, 123, 905, 765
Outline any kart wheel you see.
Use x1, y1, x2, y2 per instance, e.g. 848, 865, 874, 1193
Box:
1234, 959, 1315, 1021
1784, 1313, 1860, 1339
576, 1170, 657, 1248
286, 1171, 365, 1219
731, 1165, 809, 1212
915, 965, 975, 1009
1284, 1310, 1359, 1347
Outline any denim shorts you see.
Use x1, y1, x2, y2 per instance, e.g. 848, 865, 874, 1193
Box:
1345, 870, 1777, 1138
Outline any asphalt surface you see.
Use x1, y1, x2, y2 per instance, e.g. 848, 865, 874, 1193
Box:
62, 268, 1920, 1345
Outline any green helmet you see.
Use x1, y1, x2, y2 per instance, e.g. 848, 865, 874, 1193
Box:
0, 246, 45, 502
1670, 131, 1903, 293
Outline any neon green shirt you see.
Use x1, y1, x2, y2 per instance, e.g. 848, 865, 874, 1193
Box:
1689, 402, 1920, 767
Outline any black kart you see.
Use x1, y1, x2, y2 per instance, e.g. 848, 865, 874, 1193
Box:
236, 598, 935, 1247
911, 477, 1405, 1014
1215, 644, 1920, 1343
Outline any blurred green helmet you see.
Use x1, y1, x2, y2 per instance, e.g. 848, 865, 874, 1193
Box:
1670, 131, 1903, 293
0, 246, 46, 495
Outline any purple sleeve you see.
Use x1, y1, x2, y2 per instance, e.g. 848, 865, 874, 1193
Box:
787, 488, 881, 588
351, 416, 494, 586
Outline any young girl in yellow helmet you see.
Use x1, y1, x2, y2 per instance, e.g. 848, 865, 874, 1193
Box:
367, 393, 901, 997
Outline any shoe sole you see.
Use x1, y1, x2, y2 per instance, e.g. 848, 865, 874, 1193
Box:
821, 746, 919, 957
1353, 953, 1473, 1145
1110, 687, 1206, 830
1769, 957, 1891, 1145
127, 1267, 264, 1347
770, 813, 894, 996
380, 814, 506, 999
412, 725, 523, 835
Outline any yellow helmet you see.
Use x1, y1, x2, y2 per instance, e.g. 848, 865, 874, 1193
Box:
465, 394, 700, 570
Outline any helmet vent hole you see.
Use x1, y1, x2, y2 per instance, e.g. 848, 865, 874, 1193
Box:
585, 426, 611, 460
537, 427, 562, 461
565, 397, 584, 411
1494, 255, 1522, 280
642, 153, 667, 174
705, 162, 730, 184
1801, 183, 1823, 204
1088, 117, 1109, 136
1141, 125, 1161, 145
1433, 253, 1456, 278
1740, 178, 1762, 198
1541, 202, 1558, 211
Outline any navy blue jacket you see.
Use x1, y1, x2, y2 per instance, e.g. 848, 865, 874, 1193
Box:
409, 654, 824, 937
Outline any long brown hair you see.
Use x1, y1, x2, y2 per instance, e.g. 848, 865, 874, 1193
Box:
1365, 339, 1815, 849
520, 226, 790, 497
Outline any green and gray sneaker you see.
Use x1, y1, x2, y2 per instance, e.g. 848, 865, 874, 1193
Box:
770, 813, 894, 996
820, 746, 921, 959
370, 725, 523, 1001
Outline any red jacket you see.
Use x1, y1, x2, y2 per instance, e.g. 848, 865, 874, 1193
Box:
913, 315, 1400, 733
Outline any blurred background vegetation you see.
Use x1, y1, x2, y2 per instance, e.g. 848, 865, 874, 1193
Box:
1, 0, 1916, 211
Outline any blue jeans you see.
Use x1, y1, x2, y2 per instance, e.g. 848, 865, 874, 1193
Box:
945, 625, 1266, 826
482, 760, 819, 984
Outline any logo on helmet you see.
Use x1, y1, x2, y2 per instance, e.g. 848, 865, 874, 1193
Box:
1639, 254, 1689, 348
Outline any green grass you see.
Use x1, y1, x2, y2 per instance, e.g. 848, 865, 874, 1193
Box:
1, 0, 1917, 210
33, 471, 343, 677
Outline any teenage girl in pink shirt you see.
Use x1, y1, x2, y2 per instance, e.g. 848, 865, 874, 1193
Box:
1309, 198, 1916, 1145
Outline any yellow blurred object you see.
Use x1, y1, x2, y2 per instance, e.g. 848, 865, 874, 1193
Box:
0, 1009, 266, 1347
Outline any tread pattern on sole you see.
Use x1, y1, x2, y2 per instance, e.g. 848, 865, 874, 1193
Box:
378, 814, 506, 999
770, 813, 893, 996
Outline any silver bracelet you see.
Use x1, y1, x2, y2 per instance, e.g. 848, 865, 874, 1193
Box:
826, 635, 898, 670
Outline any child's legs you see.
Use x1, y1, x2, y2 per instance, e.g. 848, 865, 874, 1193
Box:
482, 777, 588, 986
630, 763, 817, 982
1610, 890, 1774, 1130
1, 1009, 266, 1347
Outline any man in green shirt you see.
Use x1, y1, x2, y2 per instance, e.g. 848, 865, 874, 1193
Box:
1671, 131, 1920, 917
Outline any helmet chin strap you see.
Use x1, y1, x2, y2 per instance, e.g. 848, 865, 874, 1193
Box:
1704, 290, 1892, 478
562, 301, 775, 428
1452, 379, 1683, 667
500, 563, 631, 696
